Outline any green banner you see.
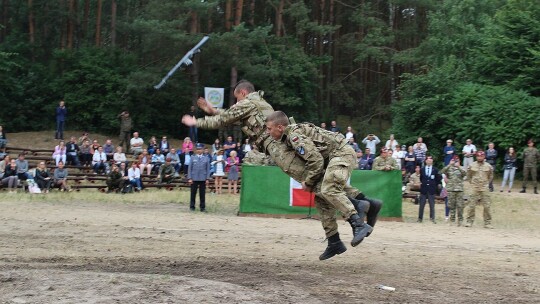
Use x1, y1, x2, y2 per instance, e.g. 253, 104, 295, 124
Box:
239, 166, 402, 218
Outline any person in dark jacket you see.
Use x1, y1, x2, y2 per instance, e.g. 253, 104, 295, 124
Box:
485, 142, 498, 192
418, 156, 441, 223
188, 143, 211, 212
55, 100, 67, 140
35, 162, 53, 193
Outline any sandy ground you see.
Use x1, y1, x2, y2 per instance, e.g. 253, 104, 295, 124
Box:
1, 197, 539, 304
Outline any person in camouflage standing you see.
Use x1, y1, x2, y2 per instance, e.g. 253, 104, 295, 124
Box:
372, 147, 399, 171
440, 155, 466, 226
520, 139, 540, 194
118, 111, 132, 152
465, 151, 494, 229
265, 111, 375, 260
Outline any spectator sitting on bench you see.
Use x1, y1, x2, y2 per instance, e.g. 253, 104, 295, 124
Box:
113, 146, 127, 166
0, 125, 7, 154
130, 132, 144, 157
15, 153, 31, 181
158, 157, 175, 184
90, 139, 100, 155
128, 162, 142, 191
147, 136, 158, 155
52, 140, 67, 166
151, 148, 165, 174
2, 158, 19, 193
53, 161, 71, 192
0, 155, 11, 178
103, 139, 115, 161
79, 140, 92, 166
35, 161, 53, 193
66, 137, 81, 166
166, 148, 181, 174
106, 163, 125, 193
92, 146, 109, 174
137, 149, 153, 175
405, 165, 422, 194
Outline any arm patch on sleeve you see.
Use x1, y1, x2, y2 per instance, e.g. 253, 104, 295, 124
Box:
296, 146, 305, 155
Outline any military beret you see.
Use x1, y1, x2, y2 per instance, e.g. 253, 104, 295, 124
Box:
166, 157, 172, 162
452, 155, 460, 161
528, 139, 534, 144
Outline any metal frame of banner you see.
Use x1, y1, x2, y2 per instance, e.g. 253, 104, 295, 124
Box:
300, 191, 317, 221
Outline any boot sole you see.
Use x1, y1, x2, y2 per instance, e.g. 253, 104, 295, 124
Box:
351, 224, 373, 247
319, 245, 347, 260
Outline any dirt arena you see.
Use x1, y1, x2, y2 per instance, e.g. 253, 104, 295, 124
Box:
1, 192, 539, 304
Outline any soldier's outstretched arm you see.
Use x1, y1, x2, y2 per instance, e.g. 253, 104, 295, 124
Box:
195, 101, 255, 130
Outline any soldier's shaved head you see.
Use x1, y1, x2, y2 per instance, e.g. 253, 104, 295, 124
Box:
234, 80, 255, 93
266, 111, 289, 127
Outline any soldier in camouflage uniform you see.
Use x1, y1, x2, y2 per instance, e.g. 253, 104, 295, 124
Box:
520, 139, 540, 194
440, 155, 466, 226
117, 111, 132, 152
266, 111, 377, 260
372, 148, 399, 171
243, 147, 270, 166
465, 151, 494, 228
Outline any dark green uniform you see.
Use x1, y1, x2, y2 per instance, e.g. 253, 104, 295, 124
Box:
158, 163, 176, 184
522, 147, 540, 189
441, 164, 466, 225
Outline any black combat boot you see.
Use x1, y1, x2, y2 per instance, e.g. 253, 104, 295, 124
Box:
319, 233, 347, 260
520, 187, 526, 193
535, 187, 538, 194
347, 214, 373, 247
353, 194, 383, 236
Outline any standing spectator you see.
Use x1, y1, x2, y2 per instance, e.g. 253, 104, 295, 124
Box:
65, 137, 80, 166
157, 158, 176, 184
465, 151, 494, 228
226, 150, 240, 194
106, 164, 124, 193
53, 161, 70, 191
384, 134, 399, 151
182, 137, 194, 154
188, 105, 199, 143
188, 143, 211, 212
485, 142, 498, 192
344, 126, 356, 141
462, 139, 477, 170
392, 145, 406, 170
92, 146, 109, 174
520, 139, 540, 194
329, 121, 341, 133
52, 140, 67, 166
418, 156, 440, 224
211, 138, 222, 155
241, 138, 252, 156
404, 146, 417, 174
320, 122, 327, 130
0, 125, 7, 154
360, 148, 375, 170
373, 148, 398, 171
440, 156, 466, 226
137, 149, 153, 175
128, 162, 142, 191
79, 140, 92, 166
166, 148, 181, 174
160, 136, 170, 154
413, 137, 428, 166
113, 146, 127, 166
443, 139, 456, 166
212, 150, 226, 194
500, 147, 517, 193
55, 100, 67, 140
348, 138, 360, 153
182, 151, 192, 176
15, 153, 31, 181
147, 136, 158, 154
130, 132, 144, 157
35, 161, 53, 193
118, 111, 132, 152
223, 136, 236, 157
103, 139, 115, 161
2, 159, 19, 193
362, 134, 381, 152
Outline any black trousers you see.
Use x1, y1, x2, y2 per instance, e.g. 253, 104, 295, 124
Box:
190, 181, 206, 210
419, 193, 435, 220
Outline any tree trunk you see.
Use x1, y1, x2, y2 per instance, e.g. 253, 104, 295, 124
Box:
229, 66, 238, 107
82, 0, 89, 43
234, 0, 243, 25
59, 0, 66, 49
66, 0, 75, 49
111, 0, 117, 46
190, 11, 199, 106
0, 0, 8, 42
225, 0, 232, 31
95, 0, 102, 47
275, 0, 284, 36
28, 0, 34, 44
388, 1, 396, 104
249, 0, 255, 26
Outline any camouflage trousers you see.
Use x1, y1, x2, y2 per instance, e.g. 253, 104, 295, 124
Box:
522, 166, 537, 188
447, 191, 464, 224
466, 191, 492, 225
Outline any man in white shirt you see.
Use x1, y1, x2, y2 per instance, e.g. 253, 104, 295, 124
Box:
362, 134, 381, 152
130, 132, 144, 157
462, 139, 477, 170
92, 146, 109, 174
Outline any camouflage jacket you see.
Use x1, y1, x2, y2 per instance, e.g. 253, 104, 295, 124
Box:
196, 91, 273, 150
440, 164, 466, 192
243, 150, 269, 166
372, 156, 398, 171
467, 161, 493, 192
409, 172, 421, 185
120, 116, 132, 132
280, 123, 348, 187
523, 147, 540, 167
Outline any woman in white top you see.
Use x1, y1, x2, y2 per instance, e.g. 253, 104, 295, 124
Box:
385, 134, 399, 151
113, 146, 127, 165
345, 126, 356, 141
212, 150, 226, 194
